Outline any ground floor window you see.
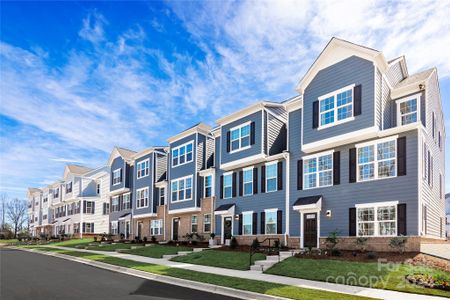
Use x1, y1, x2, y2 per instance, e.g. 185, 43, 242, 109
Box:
357, 203, 396, 236
243, 212, 252, 235
265, 209, 277, 234
73, 223, 80, 233
111, 221, 118, 235
191, 215, 198, 233
150, 219, 163, 236
83, 222, 94, 233
204, 214, 211, 232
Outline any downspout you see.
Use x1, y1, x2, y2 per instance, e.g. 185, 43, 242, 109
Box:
283, 151, 290, 247
80, 178, 83, 239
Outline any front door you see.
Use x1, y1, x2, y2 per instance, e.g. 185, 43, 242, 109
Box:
223, 216, 232, 243
137, 222, 142, 240
303, 213, 317, 248
172, 218, 179, 240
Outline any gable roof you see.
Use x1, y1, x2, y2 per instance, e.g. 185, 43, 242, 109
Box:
63, 164, 94, 180
216, 101, 284, 126
390, 68, 435, 99
167, 123, 212, 144
107, 146, 137, 167
295, 37, 389, 94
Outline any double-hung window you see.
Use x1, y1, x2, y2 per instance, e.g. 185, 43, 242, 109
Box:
123, 193, 131, 209
243, 212, 253, 235
266, 163, 277, 193
172, 142, 193, 167
319, 85, 354, 128
96, 183, 101, 195
159, 187, 165, 205
112, 196, 120, 212
357, 137, 396, 182
150, 219, 163, 235
171, 176, 192, 202
204, 214, 211, 232
397, 94, 419, 126
204, 175, 213, 197
112, 169, 122, 185
111, 221, 118, 235
243, 168, 253, 196
137, 159, 149, 179
85, 201, 94, 214
230, 122, 250, 152
66, 182, 72, 193
303, 151, 333, 189
357, 203, 397, 236
265, 209, 277, 234
136, 188, 148, 208
223, 173, 233, 199
191, 215, 198, 233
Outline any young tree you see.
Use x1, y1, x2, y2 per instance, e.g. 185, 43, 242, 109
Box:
6, 198, 27, 238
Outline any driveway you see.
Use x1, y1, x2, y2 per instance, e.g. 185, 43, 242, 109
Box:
0, 248, 238, 300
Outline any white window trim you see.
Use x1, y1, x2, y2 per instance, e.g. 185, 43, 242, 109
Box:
204, 175, 214, 198
265, 161, 278, 193
191, 215, 198, 232
112, 168, 122, 186
396, 93, 421, 127
136, 159, 150, 179
243, 166, 253, 196
356, 136, 398, 183
203, 213, 211, 232
170, 175, 193, 203
318, 84, 355, 130
223, 172, 233, 199
111, 221, 118, 235
229, 121, 252, 154
264, 208, 278, 235
302, 150, 334, 190
112, 196, 120, 212
171, 141, 194, 168
355, 201, 398, 237
159, 187, 165, 205
242, 211, 253, 235
122, 193, 131, 210
136, 188, 149, 209
150, 219, 163, 236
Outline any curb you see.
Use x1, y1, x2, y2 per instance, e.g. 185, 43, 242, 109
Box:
13, 247, 289, 300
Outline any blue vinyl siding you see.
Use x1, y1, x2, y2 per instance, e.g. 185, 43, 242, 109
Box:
133, 153, 154, 216
110, 156, 125, 191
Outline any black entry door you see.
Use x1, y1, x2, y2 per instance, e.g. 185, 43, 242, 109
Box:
172, 219, 179, 240
304, 213, 317, 248
223, 217, 232, 240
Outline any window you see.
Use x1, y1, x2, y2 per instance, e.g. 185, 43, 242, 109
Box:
397, 96, 418, 126
266, 163, 278, 193
66, 182, 72, 193
43, 196, 48, 203
303, 152, 333, 189
111, 221, 118, 235
43, 214, 47, 220
191, 215, 198, 233
96, 183, 101, 195
243, 168, 253, 196
204, 214, 211, 232
171, 176, 192, 202
172, 142, 193, 167
104, 203, 110, 215
159, 188, 165, 205
84, 223, 94, 233
74, 202, 81, 214
150, 219, 163, 235
123, 193, 131, 209
53, 188, 59, 198
357, 203, 396, 236
204, 175, 213, 197
223, 173, 232, 199
68, 204, 73, 215
74, 223, 80, 234
319, 85, 354, 128
136, 188, 149, 208
243, 212, 253, 235
137, 159, 150, 179
112, 196, 120, 212
112, 169, 122, 185
85, 201, 94, 214
357, 138, 396, 182
438, 132, 442, 150
265, 210, 277, 234
230, 122, 250, 152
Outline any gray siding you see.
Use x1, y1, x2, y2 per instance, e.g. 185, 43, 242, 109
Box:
133, 153, 154, 216
267, 112, 287, 155
386, 61, 405, 87
110, 157, 125, 191
303, 56, 375, 144
382, 75, 394, 129
206, 137, 215, 168
155, 153, 167, 182
197, 134, 206, 171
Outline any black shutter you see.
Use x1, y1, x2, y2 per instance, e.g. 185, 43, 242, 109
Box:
297, 160, 303, 190
238, 214, 243, 235
397, 203, 407, 236
103, 203, 106, 215
119, 195, 123, 211
83, 201, 86, 214
252, 213, 257, 235
397, 137, 407, 176
354, 84, 362, 116
226, 131, 231, 152
199, 176, 203, 199
277, 161, 283, 190
250, 121, 256, 145
253, 167, 258, 194
260, 212, 265, 234
333, 151, 340, 185
349, 148, 356, 183
120, 168, 123, 183
239, 171, 243, 196
220, 175, 224, 199
92, 202, 95, 214
312, 100, 319, 129
91, 223, 94, 233
349, 208, 356, 236
232, 172, 237, 198
277, 210, 282, 234
261, 165, 266, 193
82, 222, 85, 233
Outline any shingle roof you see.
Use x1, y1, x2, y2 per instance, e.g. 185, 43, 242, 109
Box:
394, 68, 435, 89
66, 164, 93, 175
116, 147, 137, 160
293, 195, 322, 206
215, 204, 235, 212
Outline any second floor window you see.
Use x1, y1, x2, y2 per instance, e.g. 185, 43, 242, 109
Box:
319, 86, 353, 128
53, 188, 59, 198
136, 188, 149, 208
357, 138, 396, 182
111, 196, 119, 212
159, 187, 165, 205
266, 163, 278, 193
137, 159, 149, 179
172, 142, 193, 167
397, 96, 418, 126
66, 182, 72, 193
230, 123, 250, 152
96, 183, 101, 195
74, 202, 81, 214
85, 201, 94, 214
243, 168, 253, 196
112, 169, 122, 185
204, 175, 212, 197
171, 176, 192, 202
223, 173, 232, 199
123, 193, 131, 210
303, 152, 333, 189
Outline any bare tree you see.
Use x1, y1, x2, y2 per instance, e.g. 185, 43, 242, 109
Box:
6, 198, 27, 238
0, 193, 7, 230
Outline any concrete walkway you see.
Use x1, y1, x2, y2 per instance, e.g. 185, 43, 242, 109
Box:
420, 243, 450, 260
47, 246, 443, 300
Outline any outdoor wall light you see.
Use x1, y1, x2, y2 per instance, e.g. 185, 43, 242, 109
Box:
326, 210, 332, 218
234, 214, 240, 221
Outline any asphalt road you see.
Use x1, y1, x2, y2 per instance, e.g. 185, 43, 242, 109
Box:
0, 248, 239, 300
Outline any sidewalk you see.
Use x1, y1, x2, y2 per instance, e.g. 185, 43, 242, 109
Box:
43, 245, 444, 300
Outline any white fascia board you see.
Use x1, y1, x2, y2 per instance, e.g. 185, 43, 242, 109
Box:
168, 207, 201, 215
133, 213, 157, 219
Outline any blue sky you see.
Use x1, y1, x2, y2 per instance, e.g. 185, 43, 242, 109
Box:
1, 0, 449, 199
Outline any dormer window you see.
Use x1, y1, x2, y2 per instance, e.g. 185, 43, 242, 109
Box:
112, 169, 122, 185
318, 84, 355, 129
396, 94, 420, 126
172, 142, 193, 167
230, 122, 250, 152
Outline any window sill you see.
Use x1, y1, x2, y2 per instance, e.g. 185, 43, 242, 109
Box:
171, 160, 194, 168
356, 175, 397, 183
136, 206, 149, 210
137, 174, 150, 180
229, 145, 251, 154
317, 116, 355, 131
303, 184, 333, 191
170, 198, 193, 204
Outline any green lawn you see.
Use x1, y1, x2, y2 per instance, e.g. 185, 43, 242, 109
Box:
25, 247, 373, 300
0, 239, 19, 243
51, 238, 95, 248
171, 250, 266, 270
265, 257, 450, 298
123, 244, 192, 258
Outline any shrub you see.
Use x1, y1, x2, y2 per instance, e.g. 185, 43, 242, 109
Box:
331, 248, 341, 256
355, 237, 368, 252
389, 236, 408, 254
93, 236, 98, 242
151, 236, 156, 243
210, 233, 216, 239
143, 236, 147, 243
367, 251, 377, 259
274, 240, 280, 249
230, 236, 238, 249
251, 238, 260, 249
325, 230, 340, 252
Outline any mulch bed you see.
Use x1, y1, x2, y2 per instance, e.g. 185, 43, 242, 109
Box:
406, 254, 450, 273
405, 273, 450, 291
295, 250, 420, 263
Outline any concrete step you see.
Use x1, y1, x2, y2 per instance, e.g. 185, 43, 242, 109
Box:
177, 251, 193, 256
162, 254, 178, 259
250, 264, 266, 271
254, 260, 275, 266
145, 243, 154, 247
265, 255, 281, 261
130, 246, 144, 250
193, 248, 208, 252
